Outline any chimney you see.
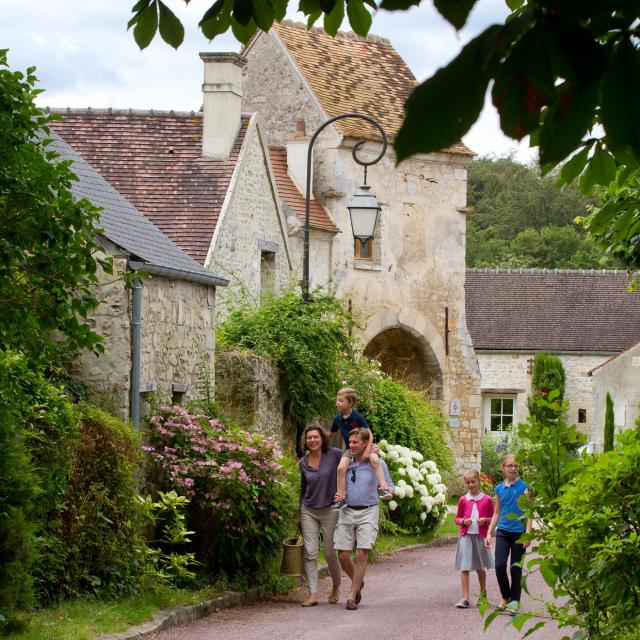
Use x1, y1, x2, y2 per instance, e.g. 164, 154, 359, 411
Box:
200, 52, 247, 160
287, 118, 313, 199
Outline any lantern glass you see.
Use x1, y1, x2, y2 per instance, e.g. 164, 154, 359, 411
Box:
347, 184, 381, 242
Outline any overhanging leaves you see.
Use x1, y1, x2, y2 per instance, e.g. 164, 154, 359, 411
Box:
158, 1, 184, 49
433, 0, 479, 30
395, 26, 502, 162
199, 0, 232, 39
130, 0, 159, 50
492, 24, 559, 140
538, 81, 599, 165
346, 0, 372, 37
602, 38, 640, 162
324, 0, 344, 36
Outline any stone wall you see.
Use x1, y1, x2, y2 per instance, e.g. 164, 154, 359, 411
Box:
591, 342, 640, 446
139, 273, 216, 407
215, 349, 287, 445
241, 29, 482, 471
71, 253, 132, 418
477, 351, 611, 435
72, 248, 217, 420
208, 116, 293, 317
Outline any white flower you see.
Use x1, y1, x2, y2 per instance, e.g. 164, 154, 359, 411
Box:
436, 483, 447, 494
412, 451, 424, 461
379, 439, 388, 447
388, 500, 398, 511
398, 468, 406, 476
378, 450, 386, 459
395, 486, 406, 499
397, 479, 407, 487
405, 486, 414, 498
420, 512, 427, 521
417, 485, 428, 496
434, 493, 446, 505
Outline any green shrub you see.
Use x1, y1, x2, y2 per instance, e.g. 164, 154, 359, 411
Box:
144, 406, 297, 584
480, 427, 537, 486
604, 392, 615, 452
357, 376, 454, 472
379, 441, 447, 533
33, 404, 145, 603
531, 428, 640, 638
218, 291, 354, 443
527, 351, 566, 422
0, 351, 40, 631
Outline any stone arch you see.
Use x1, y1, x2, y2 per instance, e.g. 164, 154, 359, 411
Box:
360, 308, 445, 400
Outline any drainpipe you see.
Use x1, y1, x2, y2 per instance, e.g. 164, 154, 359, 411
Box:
130, 268, 143, 430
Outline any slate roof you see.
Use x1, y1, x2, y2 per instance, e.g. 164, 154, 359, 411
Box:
268, 146, 338, 233
465, 269, 640, 353
269, 20, 473, 156
50, 108, 248, 265
48, 130, 228, 286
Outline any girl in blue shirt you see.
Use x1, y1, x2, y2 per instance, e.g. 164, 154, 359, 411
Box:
485, 454, 532, 615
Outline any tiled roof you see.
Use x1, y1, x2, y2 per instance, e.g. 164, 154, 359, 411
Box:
268, 146, 338, 233
48, 131, 228, 286
271, 20, 473, 156
465, 269, 640, 353
50, 108, 247, 265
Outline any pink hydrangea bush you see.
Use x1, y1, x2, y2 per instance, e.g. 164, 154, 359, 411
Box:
144, 406, 296, 581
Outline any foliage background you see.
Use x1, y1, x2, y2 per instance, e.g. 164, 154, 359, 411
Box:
0, 50, 109, 366
467, 156, 610, 269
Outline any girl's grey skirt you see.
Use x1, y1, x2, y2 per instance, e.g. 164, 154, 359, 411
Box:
454, 533, 494, 571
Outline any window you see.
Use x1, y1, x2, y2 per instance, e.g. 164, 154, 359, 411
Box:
483, 394, 516, 432
578, 408, 587, 424
354, 238, 373, 261
260, 250, 276, 299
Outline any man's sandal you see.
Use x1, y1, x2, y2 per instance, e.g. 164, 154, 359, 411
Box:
355, 580, 364, 605
345, 599, 357, 610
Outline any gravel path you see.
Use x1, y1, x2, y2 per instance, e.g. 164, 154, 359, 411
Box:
149, 544, 570, 640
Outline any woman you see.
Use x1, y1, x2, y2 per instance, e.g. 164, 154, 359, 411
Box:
298, 424, 343, 607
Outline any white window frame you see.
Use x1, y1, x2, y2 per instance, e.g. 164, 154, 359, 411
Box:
483, 393, 517, 434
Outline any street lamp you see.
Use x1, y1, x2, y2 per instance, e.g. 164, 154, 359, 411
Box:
302, 112, 388, 302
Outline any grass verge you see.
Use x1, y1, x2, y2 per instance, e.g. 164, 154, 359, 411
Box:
6, 585, 222, 640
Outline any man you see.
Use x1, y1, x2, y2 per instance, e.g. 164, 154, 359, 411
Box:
334, 427, 394, 610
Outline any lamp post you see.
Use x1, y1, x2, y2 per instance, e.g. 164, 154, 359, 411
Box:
302, 112, 388, 302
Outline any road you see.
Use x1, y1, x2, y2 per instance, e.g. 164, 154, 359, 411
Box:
149, 544, 570, 640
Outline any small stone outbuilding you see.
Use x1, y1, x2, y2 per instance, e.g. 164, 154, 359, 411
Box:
51, 132, 228, 423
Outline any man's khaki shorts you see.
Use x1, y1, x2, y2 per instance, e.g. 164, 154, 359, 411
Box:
334, 505, 379, 550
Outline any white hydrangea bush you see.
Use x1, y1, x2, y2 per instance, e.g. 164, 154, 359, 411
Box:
379, 440, 448, 532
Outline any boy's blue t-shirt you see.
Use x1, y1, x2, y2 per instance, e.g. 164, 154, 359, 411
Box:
495, 478, 529, 533
330, 409, 368, 447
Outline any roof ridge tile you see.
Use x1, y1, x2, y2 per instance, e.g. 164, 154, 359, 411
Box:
47, 107, 202, 118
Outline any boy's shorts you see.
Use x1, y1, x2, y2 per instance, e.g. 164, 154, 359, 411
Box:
334, 505, 379, 550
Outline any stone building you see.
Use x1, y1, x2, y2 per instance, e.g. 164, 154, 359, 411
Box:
466, 269, 640, 441
50, 132, 228, 423
240, 21, 482, 469
589, 340, 640, 448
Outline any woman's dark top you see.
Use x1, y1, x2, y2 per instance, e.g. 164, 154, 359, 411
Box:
299, 447, 343, 509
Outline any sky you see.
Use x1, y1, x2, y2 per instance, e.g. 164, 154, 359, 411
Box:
1, 0, 536, 162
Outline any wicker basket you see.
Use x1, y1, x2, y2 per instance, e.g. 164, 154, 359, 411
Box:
280, 534, 304, 576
